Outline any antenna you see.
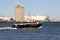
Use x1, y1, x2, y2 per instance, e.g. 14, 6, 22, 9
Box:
46, 10, 48, 15
28, 12, 30, 16
45, 9, 48, 16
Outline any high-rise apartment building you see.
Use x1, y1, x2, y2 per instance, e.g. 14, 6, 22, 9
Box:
15, 3, 24, 22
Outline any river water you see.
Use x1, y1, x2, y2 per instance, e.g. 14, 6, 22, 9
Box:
0, 22, 60, 40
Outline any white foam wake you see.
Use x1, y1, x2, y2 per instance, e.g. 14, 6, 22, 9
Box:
0, 27, 17, 30
38, 26, 42, 28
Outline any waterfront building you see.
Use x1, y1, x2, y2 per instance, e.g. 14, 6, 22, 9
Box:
24, 16, 47, 22
0, 16, 54, 22
15, 2, 24, 22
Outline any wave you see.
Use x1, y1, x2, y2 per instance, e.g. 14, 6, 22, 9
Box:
38, 26, 42, 28
0, 27, 17, 30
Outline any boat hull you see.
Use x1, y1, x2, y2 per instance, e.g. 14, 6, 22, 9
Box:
12, 22, 42, 28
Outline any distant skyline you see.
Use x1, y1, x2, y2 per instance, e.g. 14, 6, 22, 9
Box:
0, 0, 60, 19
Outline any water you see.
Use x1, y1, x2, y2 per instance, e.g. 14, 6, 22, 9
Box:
0, 22, 60, 40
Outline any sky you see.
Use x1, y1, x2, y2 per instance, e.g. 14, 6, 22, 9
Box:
0, 0, 60, 19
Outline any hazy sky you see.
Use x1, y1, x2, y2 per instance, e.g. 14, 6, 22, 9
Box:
0, 0, 60, 19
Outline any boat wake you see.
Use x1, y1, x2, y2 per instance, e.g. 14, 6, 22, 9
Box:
38, 26, 42, 28
0, 27, 17, 30
0, 26, 42, 30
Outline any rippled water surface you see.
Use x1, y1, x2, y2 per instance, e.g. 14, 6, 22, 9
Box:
0, 22, 60, 40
